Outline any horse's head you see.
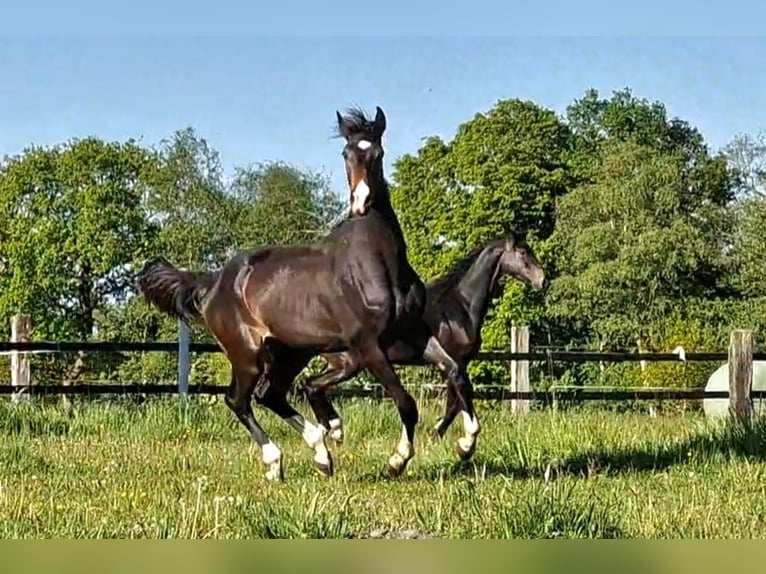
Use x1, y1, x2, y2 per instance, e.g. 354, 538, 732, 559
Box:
335, 106, 387, 217
498, 232, 546, 291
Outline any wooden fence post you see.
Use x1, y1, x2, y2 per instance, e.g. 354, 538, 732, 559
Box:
11, 314, 31, 403
728, 329, 753, 424
510, 325, 530, 415
178, 320, 191, 399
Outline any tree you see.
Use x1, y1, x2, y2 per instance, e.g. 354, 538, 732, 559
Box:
392, 99, 572, 278
0, 137, 158, 382
724, 131, 766, 200
565, 88, 732, 207
144, 127, 235, 269
0, 137, 158, 340
547, 140, 733, 350
722, 131, 766, 298
227, 161, 344, 250
95, 128, 236, 355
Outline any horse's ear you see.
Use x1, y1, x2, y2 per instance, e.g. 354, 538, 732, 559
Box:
506, 229, 522, 248
336, 110, 349, 139
373, 106, 386, 139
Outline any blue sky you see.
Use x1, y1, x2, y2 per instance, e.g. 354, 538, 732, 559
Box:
1, 36, 765, 196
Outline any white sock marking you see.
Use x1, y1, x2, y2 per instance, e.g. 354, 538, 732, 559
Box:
397, 425, 412, 457
290, 416, 331, 469
389, 425, 414, 473
458, 411, 480, 455
261, 442, 282, 465
329, 418, 343, 442
351, 180, 370, 215
461, 411, 480, 436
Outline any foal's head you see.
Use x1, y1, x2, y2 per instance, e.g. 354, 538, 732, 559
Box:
335, 106, 387, 217
497, 233, 546, 291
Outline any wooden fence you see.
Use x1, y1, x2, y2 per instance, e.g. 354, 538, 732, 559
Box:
3, 314, 766, 422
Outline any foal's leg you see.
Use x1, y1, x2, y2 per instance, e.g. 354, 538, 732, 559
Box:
224, 365, 284, 481
432, 372, 459, 437
303, 353, 362, 446
422, 338, 480, 461
257, 352, 335, 477
360, 343, 419, 478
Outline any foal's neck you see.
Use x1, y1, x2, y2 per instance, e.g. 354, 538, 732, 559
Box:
456, 248, 503, 339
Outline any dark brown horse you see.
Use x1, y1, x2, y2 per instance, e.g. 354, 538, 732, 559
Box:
137, 106, 474, 481
304, 233, 546, 459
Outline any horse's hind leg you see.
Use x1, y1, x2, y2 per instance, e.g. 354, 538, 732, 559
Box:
303, 353, 362, 446
432, 372, 460, 437
224, 364, 284, 481
257, 350, 335, 477
398, 320, 480, 461
422, 337, 480, 461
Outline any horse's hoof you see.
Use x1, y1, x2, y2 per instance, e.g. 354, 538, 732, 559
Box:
328, 420, 344, 447
387, 463, 405, 478
314, 456, 334, 478
265, 460, 284, 482
387, 452, 410, 478
455, 439, 476, 461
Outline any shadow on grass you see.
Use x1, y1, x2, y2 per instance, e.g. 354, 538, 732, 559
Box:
417, 415, 766, 481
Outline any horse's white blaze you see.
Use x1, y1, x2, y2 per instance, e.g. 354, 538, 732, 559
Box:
328, 417, 344, 442
357, 139, 372, 150
351, 180, 371, 215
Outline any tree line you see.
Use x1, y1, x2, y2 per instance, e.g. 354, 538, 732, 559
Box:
2, 87, 765, 392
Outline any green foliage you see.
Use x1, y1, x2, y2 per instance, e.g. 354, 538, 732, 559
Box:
0, 127, 343, 386
0, 138, 159, 383
727, 197, 766, 297
546, 87, 737, 354
391, 98, 572, 276
227, 160, 344, 249
640, 314, 723, 400
724, 131, 766, 200
143, 127, 234, 269
0, 137, 157, 341
548, 140, 733, 347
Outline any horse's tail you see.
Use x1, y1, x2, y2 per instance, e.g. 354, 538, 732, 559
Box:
136, 256, 220, 323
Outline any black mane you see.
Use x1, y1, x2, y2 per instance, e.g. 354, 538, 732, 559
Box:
334, 107, 377, 138
428, 238, 504, 298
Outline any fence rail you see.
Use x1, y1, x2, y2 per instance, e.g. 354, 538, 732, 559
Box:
3, 315, 762, 421
2, 384, 766, 402
3, 340, 765, 363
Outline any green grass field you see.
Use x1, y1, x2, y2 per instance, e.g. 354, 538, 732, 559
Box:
1, 393, 766, 539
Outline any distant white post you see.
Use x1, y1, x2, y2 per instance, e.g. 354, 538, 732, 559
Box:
178, 320, 191, 398
11, 314, 32, 404
510, 325, 530, 415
